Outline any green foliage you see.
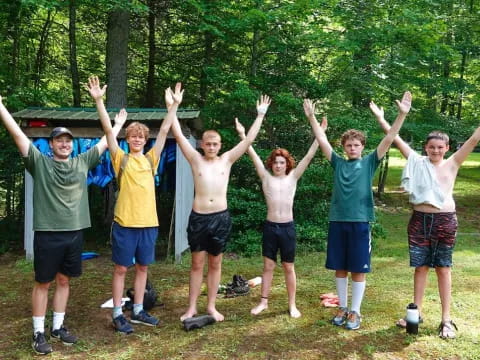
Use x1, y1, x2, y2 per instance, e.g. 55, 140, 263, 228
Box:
1, 0, 480, 254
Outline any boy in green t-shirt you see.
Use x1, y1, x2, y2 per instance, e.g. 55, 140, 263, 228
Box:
0, 95, 124, 355
304, 92, 411, 330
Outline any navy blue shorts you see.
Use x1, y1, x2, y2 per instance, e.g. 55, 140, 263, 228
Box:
408, 211, 457, 268
34, 230, 84, 283
187, 209, 232, 256
111, 222, 158, 267
262, 220, 296, 263
325, 221, 371, 273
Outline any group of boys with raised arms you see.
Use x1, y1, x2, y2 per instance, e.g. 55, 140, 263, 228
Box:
1, 77, 479, 355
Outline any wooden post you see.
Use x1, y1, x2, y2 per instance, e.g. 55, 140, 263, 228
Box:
174, 137, 195, 263
24, 170, 34, 260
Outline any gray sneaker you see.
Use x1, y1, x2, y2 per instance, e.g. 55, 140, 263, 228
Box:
345, 310, 362, 330
113, 314, 134, 334
32, 332, 52, 355
331, 307, 348, 326
130, 310, 159, 326
51, 326, 78, 345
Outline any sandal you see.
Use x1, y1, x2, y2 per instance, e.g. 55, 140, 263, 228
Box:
438, 320, 457, 339
396, 316, 423, 328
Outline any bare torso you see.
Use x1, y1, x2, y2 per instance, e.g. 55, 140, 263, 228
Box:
262, 172, 297, 223
413, 157, 458, 213
191, 155, 232, 213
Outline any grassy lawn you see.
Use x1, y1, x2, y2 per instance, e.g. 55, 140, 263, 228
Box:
0, 150, 479, 359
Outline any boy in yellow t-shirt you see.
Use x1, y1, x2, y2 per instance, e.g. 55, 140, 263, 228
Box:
87, 76, 180, 333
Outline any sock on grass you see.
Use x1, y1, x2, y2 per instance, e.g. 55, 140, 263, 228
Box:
335, 277, 348, 308
52, 311, 65, 331
113, 306, 123, 319
33, 316, 45, 335
133, 303, 143, 315
350, 280, 366, 315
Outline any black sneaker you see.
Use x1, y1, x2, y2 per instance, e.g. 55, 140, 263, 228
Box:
51, 326, 78, 345
113, 314, 134, 334
32, 332, 52, 355
130, 310, 160, 326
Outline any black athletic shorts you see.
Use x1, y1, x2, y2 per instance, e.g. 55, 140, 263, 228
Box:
262, 220, 296, 263
34, 230, 84, 283
187, 209, 232, 256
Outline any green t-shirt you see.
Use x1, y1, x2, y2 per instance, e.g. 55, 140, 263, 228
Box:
329, 150, 382, 222
24, 144, 101, 231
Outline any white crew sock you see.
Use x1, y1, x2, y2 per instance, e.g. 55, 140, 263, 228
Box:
52, 311, 65, 331
32, 316, 45, 335
350, 280, 366, 315
335, 277, 348, 308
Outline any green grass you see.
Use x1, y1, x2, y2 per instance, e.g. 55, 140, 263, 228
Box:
0, 151, 479, 359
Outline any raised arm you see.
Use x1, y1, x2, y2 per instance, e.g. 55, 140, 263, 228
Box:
96, 110, 126, 154
86, 76, 121, 156
167, 85, 199, 163
375, 91, 412, 159
304, 99, 332, 162
235, 118, 267, 179
0, 95, 30, 156
151, 83, 183, 158
370, 98, 412, 159
451, 126, 480, 166
292, 118, 325, 179
225, 95, 271, 163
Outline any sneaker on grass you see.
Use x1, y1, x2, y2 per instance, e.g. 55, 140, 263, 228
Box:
345, 310, 362, 330
51, 326, 78, 345
113, 314, 134, 334
130, 310, 160, 326
331, 306, 348, 326
32, 332, 52, 355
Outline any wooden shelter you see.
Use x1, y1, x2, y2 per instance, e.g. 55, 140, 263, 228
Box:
13, 107, 198, 263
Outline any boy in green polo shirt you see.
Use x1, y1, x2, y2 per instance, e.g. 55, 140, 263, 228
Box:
304, 92, 411, 330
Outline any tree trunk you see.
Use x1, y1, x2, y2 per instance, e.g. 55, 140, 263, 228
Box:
33, 9, 54, 99
376, 151, 389, 199
69, 0, 81, 107
144, 0, 157, 107
106, 9, 130, 108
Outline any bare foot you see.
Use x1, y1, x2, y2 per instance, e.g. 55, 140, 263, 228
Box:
207, 308, 225, 322
289, 306, 301, 318
251, 302, 268, 316
180, 308, 197, 321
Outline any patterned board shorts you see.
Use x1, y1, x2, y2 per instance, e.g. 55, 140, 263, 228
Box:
408, 210, 457, 268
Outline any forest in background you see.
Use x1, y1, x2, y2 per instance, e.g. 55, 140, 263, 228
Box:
0, 0, 479, 255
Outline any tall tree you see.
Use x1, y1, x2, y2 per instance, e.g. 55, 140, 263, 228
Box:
106, 7, 130, 107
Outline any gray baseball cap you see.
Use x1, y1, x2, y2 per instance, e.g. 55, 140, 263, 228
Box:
50, 127, 73, 139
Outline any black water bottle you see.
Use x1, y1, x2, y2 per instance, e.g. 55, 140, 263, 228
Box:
405, 303, 419, 335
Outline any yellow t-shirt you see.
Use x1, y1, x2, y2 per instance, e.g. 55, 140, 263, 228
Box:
111, 147, 159, 227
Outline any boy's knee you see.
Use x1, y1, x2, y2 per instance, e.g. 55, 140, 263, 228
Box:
55, 273, 70, 287
114, 265, 128, 276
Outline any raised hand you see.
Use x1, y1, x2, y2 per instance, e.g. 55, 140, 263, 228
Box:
164, 87, 174, 110
172, 82, 184, 104
303, 99, 316, 119
235, 118, 246, 139
256, 95, 271, 116
320, 116, 328, 131
395, 91, 412, 115
369, 101, 384, 119
86, 76, 107, 100
114, 108, 128, 127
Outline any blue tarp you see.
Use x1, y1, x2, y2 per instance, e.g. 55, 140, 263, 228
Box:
32, 138, 176, 188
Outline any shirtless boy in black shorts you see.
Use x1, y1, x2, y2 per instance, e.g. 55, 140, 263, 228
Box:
236, 115, 325, 318
166, 85, 271, 321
